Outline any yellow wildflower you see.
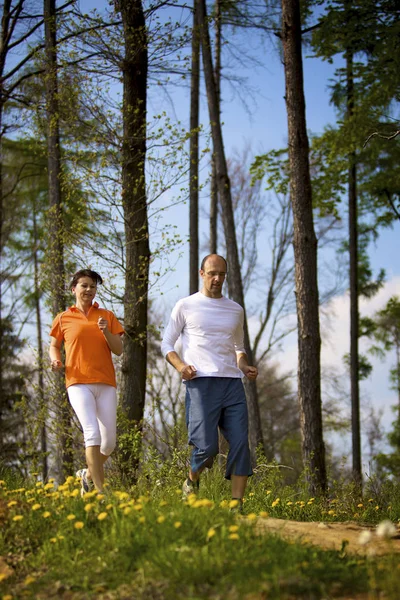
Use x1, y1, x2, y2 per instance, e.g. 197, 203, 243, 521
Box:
259, 511, 269, 518
3, 595, 13, 600
287, 501, 293, 506
174, 521, 182, 528
42, 511, 51, 518
44, 482, 54, 490
36, 481, 43, 487
0, 480, 6, 486
74, 521, 84, 529
106, 504, 113, 510
97, 512, 108, 521
24, 575, 36, 585
229, 499, 239, 509
266, 490, 271, 495
31, 504, 41, 511
139, 516, 146, 523
66, 514, 76, 521
207, 527, 216, 540
123, 507, 132, 515
220, 500, 228, 508
328, 510, 335, 515
84, 503, 95, 513
70, 489, 80, 498
159, 500, 168, 507
271, 498, 280, 508
357, 503, 363, 508
65, 476, 75, 484
247, 513, 257, 521
12, 515, 23, 522
7, 501, 17, 507
229, 525, 239, 532
50, 538, 57, 543
248, 492, 255, 497
133, 504, 143, 511
157, 515, 165, 524
96, 494, 105, 501
228, 533, 239, 540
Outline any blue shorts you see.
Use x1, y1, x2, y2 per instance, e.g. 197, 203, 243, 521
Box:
185, 377, 252, 480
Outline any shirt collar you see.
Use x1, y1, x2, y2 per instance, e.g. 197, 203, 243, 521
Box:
68, 301, 99, 313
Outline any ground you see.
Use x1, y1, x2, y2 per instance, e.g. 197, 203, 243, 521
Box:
256, 517, 400, 556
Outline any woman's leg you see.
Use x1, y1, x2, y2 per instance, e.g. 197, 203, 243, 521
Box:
67, 384, 104, 491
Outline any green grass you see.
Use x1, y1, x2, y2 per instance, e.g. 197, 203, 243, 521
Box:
1, 467, 400, 599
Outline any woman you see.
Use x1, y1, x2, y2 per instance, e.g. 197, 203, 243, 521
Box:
49, 269, 124, 493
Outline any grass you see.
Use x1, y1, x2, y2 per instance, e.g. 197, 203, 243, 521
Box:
1, 465, 400, 599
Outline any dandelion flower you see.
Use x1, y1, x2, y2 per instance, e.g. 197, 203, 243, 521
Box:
271, 498, 280, 508
0, 480, 6, 486
96, 494, 105, 501
42, 511, 51, 518
84, 503, 95, 513
229, 525, 239, 532
50, 538, 57, 543
259, 511, 269, 518
133, 504, 143, 511
175, 488, 182, 495
67, 514, 76, 521
220, 500, 228, 508
229, 499, 239, 509
106, 504, 113, 510
7, 501, 17, 507
266, 490, 271, 495
139, 516, 146, 523
44, 482, 54, 490
12, 515, 23, 522
36, 482, 43, 487
207, 527, 216, 540
157, 515, 165, 524
74, 521, 84, 529
174, 521, 182, 528
123, 507, 132, 515
70, 489, 80, 498
287, 501, 293, 506
248, 492, 255, 497
24, 575, 36, 585
97, 512, 108, 521
31, 504, 41, 511
247, 513, 257, 521
357, 503, 363, 508
57, 535, 65, 540
228, 533, 239, 540
376, 520, 397, 539
159, 500, 167, 507
3, 594, 13, 600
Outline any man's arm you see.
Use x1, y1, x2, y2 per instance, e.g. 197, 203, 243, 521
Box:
166, 351, 197, 380
237, 353, 258, 380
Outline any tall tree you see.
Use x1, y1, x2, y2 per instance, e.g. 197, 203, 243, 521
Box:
196, 0, 264, 458
117, 0, 150, 474
189, 0, 200, 295
44, 0, 72, 478
281, 0, 326, 493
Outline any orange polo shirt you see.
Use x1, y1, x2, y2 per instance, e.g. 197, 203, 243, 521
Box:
50, 302, 124, 388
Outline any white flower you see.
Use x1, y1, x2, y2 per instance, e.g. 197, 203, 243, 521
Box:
358, 530, 373, 545
376, 520, 397, 539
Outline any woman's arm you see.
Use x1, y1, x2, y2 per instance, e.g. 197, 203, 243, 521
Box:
49, 336, 64, 370
98, 317, 123, 355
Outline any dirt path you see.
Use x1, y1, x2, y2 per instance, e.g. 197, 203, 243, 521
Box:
255, 517, 400, 555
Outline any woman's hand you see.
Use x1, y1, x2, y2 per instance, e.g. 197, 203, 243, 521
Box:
98, 317, 109, 332
51, 359, 63, 371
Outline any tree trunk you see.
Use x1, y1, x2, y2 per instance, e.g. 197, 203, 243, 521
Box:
209, 0, 221, 254
197, 0, 265, 459
44, 0, 72, 479
118, 0, 149, 469
189, 1, 200, 295
281, 0, 326, 494
346, 46, 362, 486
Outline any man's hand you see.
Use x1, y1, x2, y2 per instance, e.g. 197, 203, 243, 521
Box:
242, 365, 258, 380
180, 364, 197, 380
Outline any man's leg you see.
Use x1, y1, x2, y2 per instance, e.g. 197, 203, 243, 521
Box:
185, 378, 222, 489
219, 379, 252, 501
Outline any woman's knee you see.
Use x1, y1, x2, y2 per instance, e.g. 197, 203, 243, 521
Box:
101, 433, 116, 456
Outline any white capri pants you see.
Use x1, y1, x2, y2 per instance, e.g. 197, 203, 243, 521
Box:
67, 383, 117, 456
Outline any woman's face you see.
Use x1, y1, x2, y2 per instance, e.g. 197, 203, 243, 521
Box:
72, 276, 97, 304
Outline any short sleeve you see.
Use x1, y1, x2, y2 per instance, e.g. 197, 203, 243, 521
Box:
233, 307, 245, 355
50, 314, 64, 342
108, 312, 124, 336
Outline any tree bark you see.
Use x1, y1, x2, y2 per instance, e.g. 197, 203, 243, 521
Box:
346, 46, 362, 486
197, 0, 265, 459
118, 0, 149, 442
209, 0, 221, 254
189, 1, 200, 295
44, 0, 72, 479
281, 0, 326, 494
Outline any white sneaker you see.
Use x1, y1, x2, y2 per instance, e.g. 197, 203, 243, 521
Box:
76, 468, 93, 496
182, 477, 199, 498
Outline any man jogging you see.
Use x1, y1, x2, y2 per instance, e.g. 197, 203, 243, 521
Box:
161, 254, 257, 509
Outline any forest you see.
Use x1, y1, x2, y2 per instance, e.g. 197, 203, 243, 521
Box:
1, 0, 400, 496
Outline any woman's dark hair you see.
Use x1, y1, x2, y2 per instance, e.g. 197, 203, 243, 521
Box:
69, 269, 103, 290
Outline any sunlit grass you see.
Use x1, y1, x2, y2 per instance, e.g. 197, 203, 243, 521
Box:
1, 468, 400, 598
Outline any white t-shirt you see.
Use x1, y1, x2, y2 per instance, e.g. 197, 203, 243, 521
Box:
161, 292, 245, 378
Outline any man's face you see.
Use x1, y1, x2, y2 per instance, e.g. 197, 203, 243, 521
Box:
200, 256, 227, 298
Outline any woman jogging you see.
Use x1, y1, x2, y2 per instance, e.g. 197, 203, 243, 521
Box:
49, 269, 124, 493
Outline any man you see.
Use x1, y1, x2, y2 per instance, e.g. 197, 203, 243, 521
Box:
161, 254, 258, 509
